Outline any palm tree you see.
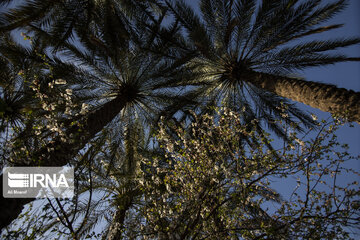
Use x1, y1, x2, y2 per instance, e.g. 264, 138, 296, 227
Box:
165, 0, 360, 126
0, 11, 195, 229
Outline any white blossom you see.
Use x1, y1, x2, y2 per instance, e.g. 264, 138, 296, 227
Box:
55, 79, 67, 84
65, 89, 73, 95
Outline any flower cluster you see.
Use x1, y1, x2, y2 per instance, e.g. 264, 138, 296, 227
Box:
132, 109, 359, 239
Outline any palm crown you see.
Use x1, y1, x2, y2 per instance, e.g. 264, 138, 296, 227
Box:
165, 0, 360, 136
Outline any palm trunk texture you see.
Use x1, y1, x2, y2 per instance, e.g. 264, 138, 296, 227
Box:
105, 196, 134, 240
105, 127, 140, 240
247, 71, 360, 123
0, 94, 127, 230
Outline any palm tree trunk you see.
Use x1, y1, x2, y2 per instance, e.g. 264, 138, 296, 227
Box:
0, 94, 127, 230
105, 125, 142, 239
105, 196, 134, 240
34, 93, 128, 167
245, 70, 360, 123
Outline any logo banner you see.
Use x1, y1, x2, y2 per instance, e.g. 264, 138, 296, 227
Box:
3, 167, 74, 198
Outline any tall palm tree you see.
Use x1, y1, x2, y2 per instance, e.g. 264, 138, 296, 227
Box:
166, 0, 360, 126
0, 12, 194, 229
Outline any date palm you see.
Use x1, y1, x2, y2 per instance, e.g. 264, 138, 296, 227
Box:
0, 13, 193, 229
166, 0, 360, 129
